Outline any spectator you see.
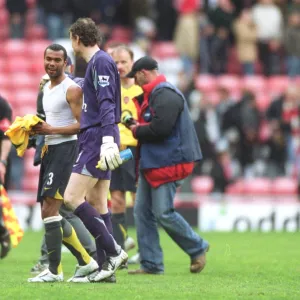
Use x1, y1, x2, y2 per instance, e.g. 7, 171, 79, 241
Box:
5, 0, 28, 39
38, 0, 71, 40
287, 0, 300, 15
231, 0, 256, 15
199, 12, 215, 73
266, 85, 300, 174
155, 0, 177, 41
252, 0, 283, 76
189, 91, 219, 176
263, 123, 287, 177
174, 0, 201, 77
208, 0, 236, 32
284, 12, 300, 77
207, 0, 235, 74
233, 9, 258, 75
223, 91, 261, 177
215, 87, 235, 132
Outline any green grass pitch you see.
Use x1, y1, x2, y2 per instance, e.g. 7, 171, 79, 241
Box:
0, 229, 299, 300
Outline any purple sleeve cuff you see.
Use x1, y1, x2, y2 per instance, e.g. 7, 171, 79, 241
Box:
102, 124, 114, 137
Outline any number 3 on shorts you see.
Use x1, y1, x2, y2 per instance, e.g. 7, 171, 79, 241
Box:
47, 172, 54, 185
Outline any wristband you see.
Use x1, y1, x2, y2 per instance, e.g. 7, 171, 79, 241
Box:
102, 136, 114, 144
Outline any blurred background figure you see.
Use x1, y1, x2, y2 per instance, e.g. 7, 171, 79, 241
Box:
284, 11, 300, 78
252, 0, 283, 76
5, 0, 28, 38
233, 9, 257, 75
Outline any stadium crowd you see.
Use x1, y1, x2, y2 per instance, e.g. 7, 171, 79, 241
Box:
0, 0, 299, 195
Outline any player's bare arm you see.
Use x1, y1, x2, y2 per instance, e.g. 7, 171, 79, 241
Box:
33, 85, 82, 135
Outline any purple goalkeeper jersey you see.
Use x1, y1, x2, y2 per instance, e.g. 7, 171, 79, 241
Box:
80, 50, 121, 136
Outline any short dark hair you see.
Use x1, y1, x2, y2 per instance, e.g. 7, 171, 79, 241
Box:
44, 44, 68, 61
69, 18, 102, 47
114, 45, 134, 61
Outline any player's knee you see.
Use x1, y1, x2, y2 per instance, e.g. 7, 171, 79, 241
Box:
110, 191, 125, 212
154, 208, 174, 225
63, 189, 78, 211
41, 202, 59, 219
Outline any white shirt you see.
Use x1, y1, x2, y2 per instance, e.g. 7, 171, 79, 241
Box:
43, 76, 78, 145
252, 4, 283, 40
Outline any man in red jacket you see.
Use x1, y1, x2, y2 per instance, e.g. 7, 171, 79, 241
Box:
124, 56, 209, 274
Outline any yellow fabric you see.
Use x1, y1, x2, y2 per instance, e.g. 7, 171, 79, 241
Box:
54, 189, 64, 201
63, 227, 91, 265
41, 145, 49, 159
5, 114, 44, 157
57, 262, 63, 275
119, 224, 127, 240
0, 185, 24, 248
119, 84, 142, 147
54, 228, 63, 274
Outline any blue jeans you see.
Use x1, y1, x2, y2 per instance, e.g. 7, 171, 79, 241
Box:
242, 63, 255, 75
46, 14, 65, 40
134, 171, 209, 273
286, 56, 300, 78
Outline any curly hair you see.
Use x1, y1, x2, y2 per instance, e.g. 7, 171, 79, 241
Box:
69, 18, 102, 47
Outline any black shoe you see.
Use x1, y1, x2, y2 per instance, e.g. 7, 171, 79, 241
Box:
0, 230, 11, 259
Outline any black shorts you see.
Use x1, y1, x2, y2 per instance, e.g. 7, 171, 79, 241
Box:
110, 146, 137, 193
37, 140, 77, 203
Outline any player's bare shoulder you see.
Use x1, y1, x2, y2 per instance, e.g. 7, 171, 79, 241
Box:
66, 80, 83, 105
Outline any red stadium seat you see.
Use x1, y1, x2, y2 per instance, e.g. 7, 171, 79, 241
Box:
225, 179, 245, 195
0, 58, 5, 70
195, 75, 217, 92
24, 160, 40, 176
22, 176, 39, 191
0, 0, 5, 8
0, 89, 13, 103
111, 26, 133, 42
150, 42, 179, 59
226, 47, 242, 74
218, 75, 242, 94
242, 76, 266, 93
6, 58, 32, 73
204, 91, 221, 106
25, 25, 47, 40
9, 73, 40, 90
0, 76, 10, 89
243, 178, 272, 195
31, 61, 46, 75
13, 89, 38, 106
0, 25, 9, 40
255, 93, 271, 112
0, 9, 8, 25
190, 176, 214, 194
258, 120, 271, 142
26, 0, 37, 9
268, 76, 290, 97
272, 177, 298, 195
28, 40, 52, 60
13, 106, 36, 119
3, 39, 28, 57
26, 9, 37, 25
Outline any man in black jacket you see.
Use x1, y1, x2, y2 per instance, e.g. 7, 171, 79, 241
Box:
124, 57, 209, 275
